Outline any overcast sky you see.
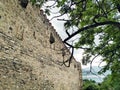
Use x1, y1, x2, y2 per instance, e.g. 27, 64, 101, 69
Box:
41, 1, 107, 69
39, 2, 111, 83
46, 14, 107, 69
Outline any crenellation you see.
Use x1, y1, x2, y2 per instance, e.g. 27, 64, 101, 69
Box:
39, 10, 65, 49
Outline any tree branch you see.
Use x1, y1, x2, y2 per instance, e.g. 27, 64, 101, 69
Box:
64, 21, 120, 42
61, 42, 74, 67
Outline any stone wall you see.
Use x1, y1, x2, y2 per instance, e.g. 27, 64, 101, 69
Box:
0, 0, 82, 90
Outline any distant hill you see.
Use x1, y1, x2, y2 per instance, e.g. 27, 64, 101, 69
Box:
82, 66, 111, 83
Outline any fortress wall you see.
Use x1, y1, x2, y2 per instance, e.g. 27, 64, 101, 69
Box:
0, 0, 82, 90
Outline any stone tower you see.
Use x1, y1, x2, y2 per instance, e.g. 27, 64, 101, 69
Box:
0, 0, 82, 90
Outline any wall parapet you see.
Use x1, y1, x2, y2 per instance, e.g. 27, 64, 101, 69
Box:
39, 9, 80, 65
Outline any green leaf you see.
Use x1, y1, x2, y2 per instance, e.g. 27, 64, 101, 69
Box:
45, 9, 50, 16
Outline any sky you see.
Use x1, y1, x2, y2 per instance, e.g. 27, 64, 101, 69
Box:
41, 0, 107, 68
46, 12, 107, 68
46, 13, 110, 82
37, 1, 114, 83
40, 1, 110, 82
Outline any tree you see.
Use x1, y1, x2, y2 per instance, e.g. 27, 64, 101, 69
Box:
100, 74, 120, 90
30, 0, 120, 76
100, 75, 113, 90
83, 79, 99, 90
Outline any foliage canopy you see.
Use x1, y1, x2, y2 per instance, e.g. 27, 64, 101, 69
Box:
83, 75, 120, 90
83, 79, 99, 90
30, 0, 120, 77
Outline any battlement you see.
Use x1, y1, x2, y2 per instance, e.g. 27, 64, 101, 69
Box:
39, 9, 80, 65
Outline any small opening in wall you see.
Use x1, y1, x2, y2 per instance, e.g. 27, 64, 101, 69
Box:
9, 27, 13, 31
74, 64, 77, 68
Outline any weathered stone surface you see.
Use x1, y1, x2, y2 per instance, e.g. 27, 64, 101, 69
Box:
0, 0, 82, 90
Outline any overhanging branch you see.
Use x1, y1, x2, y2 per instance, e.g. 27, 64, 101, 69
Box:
64, 21, 120, 42
62, 42, 74, 67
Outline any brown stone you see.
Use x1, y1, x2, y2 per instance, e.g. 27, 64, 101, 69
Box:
0, 0, 82, 90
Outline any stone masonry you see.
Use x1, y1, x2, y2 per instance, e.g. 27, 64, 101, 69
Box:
0, 0, 82, 90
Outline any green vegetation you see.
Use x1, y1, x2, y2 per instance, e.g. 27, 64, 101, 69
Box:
83, 79, 99, 90
83, 74, 120, 90
103, 74, 120, 90
29, 0, 120, 87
